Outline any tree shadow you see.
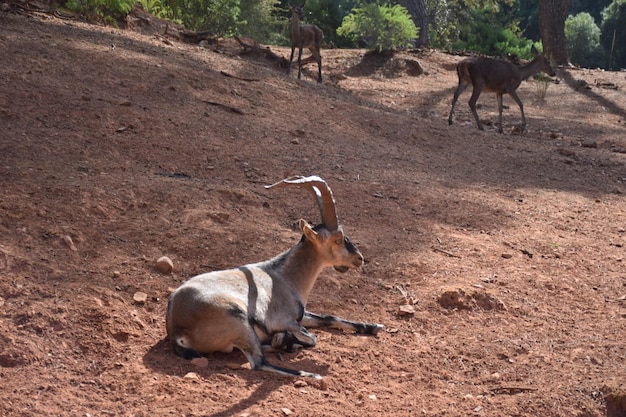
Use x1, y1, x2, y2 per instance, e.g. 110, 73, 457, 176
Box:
559, 68, 626, 121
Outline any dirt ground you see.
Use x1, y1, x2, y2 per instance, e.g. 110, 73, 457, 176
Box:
1, 6, 625, 417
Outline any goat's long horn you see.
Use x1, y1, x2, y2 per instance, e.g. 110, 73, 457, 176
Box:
265, 175, 339, 231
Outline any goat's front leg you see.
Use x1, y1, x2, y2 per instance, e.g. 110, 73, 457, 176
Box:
270, 322, 318, 352
302, 311, 383, 336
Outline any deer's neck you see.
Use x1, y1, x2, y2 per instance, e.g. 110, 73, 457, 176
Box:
518, 57, 545, 81
290, 17, 302, 44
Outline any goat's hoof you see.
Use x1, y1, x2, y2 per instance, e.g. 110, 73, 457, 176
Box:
371, 324, 384, 336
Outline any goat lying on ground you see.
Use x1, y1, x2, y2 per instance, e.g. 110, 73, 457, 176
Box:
286, 2, 323, 83
448, 45, 556, 134
166, 176, 383, 379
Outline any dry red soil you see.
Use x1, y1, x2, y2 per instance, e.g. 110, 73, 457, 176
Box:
1, 7, 625, 417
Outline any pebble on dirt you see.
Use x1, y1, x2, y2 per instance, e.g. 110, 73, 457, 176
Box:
62, 235, 77, 251
133, 291, 148, 304
156, 256, 173, 274
191, 357, 209, 368
398, 304, 416, 316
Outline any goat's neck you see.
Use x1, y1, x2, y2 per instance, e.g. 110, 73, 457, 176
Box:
265, 241, 324, 303
518, 57, 545, 81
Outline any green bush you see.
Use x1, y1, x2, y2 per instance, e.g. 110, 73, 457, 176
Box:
336, 2, 418, 52
565, 12, 604, 68
452, 6, 537, 59
65, 0, 135, 22
170, 0, 240, 34
601, 0, 626, 69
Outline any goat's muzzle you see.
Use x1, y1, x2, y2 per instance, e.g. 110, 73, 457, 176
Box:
334, 247, 364, 273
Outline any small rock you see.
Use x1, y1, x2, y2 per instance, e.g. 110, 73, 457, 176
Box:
557, 148, 576, 157
191, 357, 209, 368
133, 291, 148, 304
581, 138, 597, 148
183, 372, 200, 380
294, 380, 308, 388
281, 408, 293, 416
62, 235, 77, 251
398, 304, 415, 316
156, 256, 173, 274
501, 253, 513, 259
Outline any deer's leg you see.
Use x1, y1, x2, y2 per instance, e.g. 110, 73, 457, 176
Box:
468, 84, 485, 130
301, 311, 384, 335
448, 81, 469, 125
509, 91, 526, 132
309, 46, 322, 84
287, 47, 296, 75
297, 46, 304, 79
496, 93, 504, 134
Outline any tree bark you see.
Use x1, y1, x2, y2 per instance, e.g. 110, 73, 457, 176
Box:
538, 0, 571, 65
399, 0, 429, 47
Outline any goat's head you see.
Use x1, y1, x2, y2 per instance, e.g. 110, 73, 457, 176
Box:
266, 175, 363, 272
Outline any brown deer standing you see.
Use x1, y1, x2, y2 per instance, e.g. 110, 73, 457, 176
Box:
448, 46, 556, 134
287, 2, 323, 83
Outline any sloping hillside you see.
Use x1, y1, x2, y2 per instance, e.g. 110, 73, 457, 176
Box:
1, 9, 625, 417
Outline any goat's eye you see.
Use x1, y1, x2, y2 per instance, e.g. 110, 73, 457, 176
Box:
335, 238, 343, 245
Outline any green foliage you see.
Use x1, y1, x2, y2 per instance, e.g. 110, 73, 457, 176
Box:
165, 0, 240, 34
298, 0, 360, 47
601, 0, 626, 69
565, 12, 604, 68
65, 0, 135, 22
336, 2, 418, 52
239, 0, 283, 44
138, 0, 176, 21
451, 6, 538, 59
570, 0, 612, 23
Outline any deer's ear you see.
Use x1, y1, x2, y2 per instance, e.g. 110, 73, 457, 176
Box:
531, 45, 539, 56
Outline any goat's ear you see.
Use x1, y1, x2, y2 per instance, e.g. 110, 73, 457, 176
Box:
298, 219, 318, 242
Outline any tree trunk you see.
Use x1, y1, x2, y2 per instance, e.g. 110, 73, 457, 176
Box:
399, 0, 429, 47
538, 0, 571, 65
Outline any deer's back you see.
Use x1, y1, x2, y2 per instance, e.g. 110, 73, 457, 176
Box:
458, 57, 522, 94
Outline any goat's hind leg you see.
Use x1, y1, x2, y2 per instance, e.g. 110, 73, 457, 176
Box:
240, 329, 321, 379
302, 311, 383, 335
